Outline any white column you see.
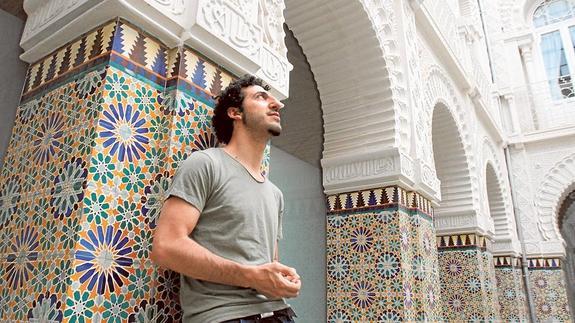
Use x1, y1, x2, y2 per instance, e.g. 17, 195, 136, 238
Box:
503, 94, 522, 135
519, 43, 541, 130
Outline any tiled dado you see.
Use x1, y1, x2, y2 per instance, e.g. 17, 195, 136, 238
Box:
326, 186, 442, 321
494, 256, 529, 322
527, 258, 572, 322
0, 18, 233, 321
436, 233, 501, 321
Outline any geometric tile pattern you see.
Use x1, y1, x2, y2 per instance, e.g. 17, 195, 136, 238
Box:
437, 235, 501, 321
22, 20, 117, 102
529, 269, 571, 321
495, 263, 529, 322
0, 18, 234, 322
326, 190, 442, 322
326, 185, 434, 217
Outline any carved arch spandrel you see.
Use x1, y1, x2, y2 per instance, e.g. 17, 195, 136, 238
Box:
535, 152, 575, 241
482, 138, 514, 241
421, 66, 479, 215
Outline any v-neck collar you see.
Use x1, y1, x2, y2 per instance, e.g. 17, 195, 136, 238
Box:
220, 148, 266, 183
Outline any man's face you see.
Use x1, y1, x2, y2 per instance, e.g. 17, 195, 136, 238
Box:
239, 85, 284, 137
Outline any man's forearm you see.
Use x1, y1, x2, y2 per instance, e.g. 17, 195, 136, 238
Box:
152, 236, 251, 288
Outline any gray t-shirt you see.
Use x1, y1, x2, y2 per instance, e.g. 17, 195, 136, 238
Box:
167, 148, 288, 323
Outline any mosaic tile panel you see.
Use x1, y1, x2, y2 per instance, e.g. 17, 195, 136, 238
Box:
529, 266, 571, 321
494, 257, 528, 322
326, 191, 442, 322
0, 18, 233, 322
0, 55, 108, 319
437, 234, 501, 321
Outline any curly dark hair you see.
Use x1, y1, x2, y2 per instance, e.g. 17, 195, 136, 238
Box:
212, 74, 270, 144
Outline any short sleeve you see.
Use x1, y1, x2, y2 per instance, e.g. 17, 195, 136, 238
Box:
277, 191, 284, 240
166, 151, 214, 212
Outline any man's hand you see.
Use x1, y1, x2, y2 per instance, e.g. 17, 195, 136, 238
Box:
245, 262, 302, 299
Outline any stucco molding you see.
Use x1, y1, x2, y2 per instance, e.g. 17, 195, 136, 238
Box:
285, 0, 412, 194
421, 65, 478, 209
322, 148, 415, 195
534, 152, 575, 242
20, 0, 292, 98
481, 138, 516, 243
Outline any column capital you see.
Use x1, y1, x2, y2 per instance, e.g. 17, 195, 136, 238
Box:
20, 0, 292, 98
518, 38, 535, 61
321, 147, 417, 196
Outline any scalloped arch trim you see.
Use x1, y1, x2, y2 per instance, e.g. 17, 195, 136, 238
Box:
535, 152, 575, 240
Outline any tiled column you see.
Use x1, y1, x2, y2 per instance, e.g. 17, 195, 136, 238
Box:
326, 186, 442, 321
436, 234, 501, 321
528, 258, 572, 321
0, 19, 232, 321
494, 256, 529, 322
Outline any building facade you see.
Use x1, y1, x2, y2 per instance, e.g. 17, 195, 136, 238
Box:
0, 0, 574, 321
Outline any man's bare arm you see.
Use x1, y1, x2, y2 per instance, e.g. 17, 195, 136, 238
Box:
151, 197, 301, 298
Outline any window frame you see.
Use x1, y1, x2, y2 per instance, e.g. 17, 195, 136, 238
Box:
533, 0, 575, 101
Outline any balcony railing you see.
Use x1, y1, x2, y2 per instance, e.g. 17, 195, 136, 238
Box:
511, 76, 575, 133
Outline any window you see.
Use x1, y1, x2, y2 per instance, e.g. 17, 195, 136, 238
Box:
534, 0, 575, 99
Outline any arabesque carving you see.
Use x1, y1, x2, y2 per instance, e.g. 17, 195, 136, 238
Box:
534, 152, 575, 241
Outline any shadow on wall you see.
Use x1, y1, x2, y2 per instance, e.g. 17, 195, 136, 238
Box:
0, 8, 28, 169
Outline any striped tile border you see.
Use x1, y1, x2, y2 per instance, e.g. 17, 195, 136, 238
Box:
436, 233, 491, 250
494, 256, 522, 268
22, 18, 234, 102
326, 185, 434, 217
528, 257, 562, 269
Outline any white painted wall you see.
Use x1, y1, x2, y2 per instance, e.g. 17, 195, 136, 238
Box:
0, 9, 27, 169
269, 145, 326, 321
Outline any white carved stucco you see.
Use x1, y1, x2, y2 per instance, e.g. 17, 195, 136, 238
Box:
146, 0, 185, 15
20, 0, 291, 98
481, 138, 521, 254
422, 66, 477, 212
285, 0, 416, 194
534, 151, 575, 242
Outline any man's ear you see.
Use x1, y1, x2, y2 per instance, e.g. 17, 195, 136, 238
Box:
227, 107, 242, 121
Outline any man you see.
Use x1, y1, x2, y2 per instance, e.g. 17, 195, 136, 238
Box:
151, 75, 301, 323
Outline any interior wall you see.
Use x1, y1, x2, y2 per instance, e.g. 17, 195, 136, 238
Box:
0, 9, 27, 168
269, 145, 326, 321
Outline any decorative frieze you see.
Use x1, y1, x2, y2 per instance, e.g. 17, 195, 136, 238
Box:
528, 257, 562, 269
436, 233, 491, 251
494, 256, 522, 268
21, 0, 291, 98
326, 185, 434, 217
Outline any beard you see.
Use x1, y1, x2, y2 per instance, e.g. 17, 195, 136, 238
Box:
268, 126, 281, 137
242, 112, 282, 137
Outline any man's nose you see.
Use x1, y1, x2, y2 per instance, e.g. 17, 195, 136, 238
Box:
270, 96, 284, 110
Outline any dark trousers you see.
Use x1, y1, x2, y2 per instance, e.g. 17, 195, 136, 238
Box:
220, 307, 296, 323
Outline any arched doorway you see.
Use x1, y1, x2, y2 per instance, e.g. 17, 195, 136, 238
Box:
485, 163, 509, 244
431, 103, 499, 321
432, 103, 474, 223
269, 25, 325, 320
